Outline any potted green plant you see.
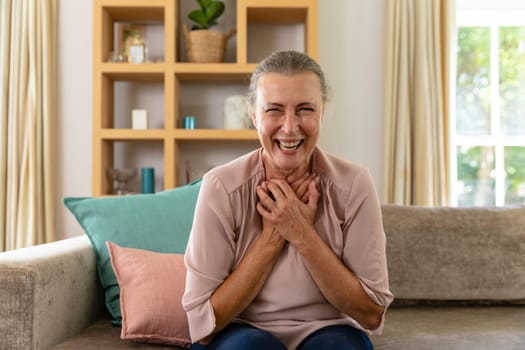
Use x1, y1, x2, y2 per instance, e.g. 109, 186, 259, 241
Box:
188, 0, 225, 30
183, 0, 236, 63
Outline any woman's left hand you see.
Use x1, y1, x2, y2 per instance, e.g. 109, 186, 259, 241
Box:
256, 177, 319, 246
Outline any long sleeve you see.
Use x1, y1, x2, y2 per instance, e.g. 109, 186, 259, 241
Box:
182, 173, 236, 342
342, 167, 394, 333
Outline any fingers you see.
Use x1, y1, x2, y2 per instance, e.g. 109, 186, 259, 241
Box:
307, 177, 320, 209
293, 173, 317, 203
256, 201, 271, 219
289, 172, 310, 192
256, 185, 275, 211
267, 179, 295, 199
257, 177, 320, 244
258, 174, 320, 212
287, 170, 312, 186
258, 180, 289, 204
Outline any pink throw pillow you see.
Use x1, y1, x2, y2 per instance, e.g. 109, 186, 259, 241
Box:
106, 242, 191, 347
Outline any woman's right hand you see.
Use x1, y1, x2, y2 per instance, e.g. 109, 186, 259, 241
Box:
258, 181, 288, 247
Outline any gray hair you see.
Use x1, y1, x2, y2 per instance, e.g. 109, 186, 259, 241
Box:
247, 51, 330, 108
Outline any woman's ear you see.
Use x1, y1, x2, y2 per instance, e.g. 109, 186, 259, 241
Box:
251, 113, 258, 129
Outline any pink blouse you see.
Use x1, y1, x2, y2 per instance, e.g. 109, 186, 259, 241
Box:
182, 147, 393, 349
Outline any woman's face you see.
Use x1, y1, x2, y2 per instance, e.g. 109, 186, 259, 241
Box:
252, 71, 324, 178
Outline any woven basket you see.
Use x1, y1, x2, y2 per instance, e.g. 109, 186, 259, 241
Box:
183, 24, 236, 63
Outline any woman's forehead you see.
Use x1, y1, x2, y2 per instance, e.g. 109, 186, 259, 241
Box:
256, 72, 322, 99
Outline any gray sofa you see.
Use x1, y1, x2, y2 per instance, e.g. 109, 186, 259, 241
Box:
1, 205, 524, 350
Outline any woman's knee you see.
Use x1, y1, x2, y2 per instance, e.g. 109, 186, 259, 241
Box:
193, 323, 287, 350
298, 325, 374, 350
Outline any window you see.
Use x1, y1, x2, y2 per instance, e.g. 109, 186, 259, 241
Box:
453, 10, 525, 206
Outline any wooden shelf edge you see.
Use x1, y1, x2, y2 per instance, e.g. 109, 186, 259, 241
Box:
97, 63, 166, 74
98, 0, 167, 6
174, 129, 259, 141
96, 129, 167, 140
174, 63, 256, 72
95, 63, 256, 81
94, 128, 260, 141
96, 63, 256, 71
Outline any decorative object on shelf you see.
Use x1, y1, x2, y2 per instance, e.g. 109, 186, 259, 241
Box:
141, 167, 155, 193
129, 43, 145, 64
183, 0, 236, 62
118, 23, 146, 63
224, 94, 251, 129
131, 109, 148, 129
182, 115, 196, 129
106, 168, 138, 195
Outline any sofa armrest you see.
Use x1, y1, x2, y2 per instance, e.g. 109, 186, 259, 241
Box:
0, 235, 105, 350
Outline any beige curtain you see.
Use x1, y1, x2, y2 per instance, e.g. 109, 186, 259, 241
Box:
0, 0, 56, 251
383, 0, 455, 205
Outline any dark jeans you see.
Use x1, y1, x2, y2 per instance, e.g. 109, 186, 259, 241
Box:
190, 323, 374, 350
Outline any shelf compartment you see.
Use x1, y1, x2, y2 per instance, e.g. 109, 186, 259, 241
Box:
177, 0, 237, 63
96, 0, 170, 64
247, 23, 305, 63
95, 73, 166, 130
176, 80, 250, 129
112, 140, 165, 194
237, 0, 318, 63
93, 139, 165, 196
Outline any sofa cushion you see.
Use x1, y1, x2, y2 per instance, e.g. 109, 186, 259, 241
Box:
107, 242, 190, 347
370, 306, 525, 350
63, 180, 201, 325
52, 317, 187, 350
382, 205, 525, 302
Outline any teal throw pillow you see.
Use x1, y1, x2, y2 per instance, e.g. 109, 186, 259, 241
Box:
63, 179, 201, 325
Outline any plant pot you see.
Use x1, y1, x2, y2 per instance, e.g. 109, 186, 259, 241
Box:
183, 24, 236, 63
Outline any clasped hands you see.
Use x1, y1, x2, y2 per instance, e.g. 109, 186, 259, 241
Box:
256, 173, 320, 247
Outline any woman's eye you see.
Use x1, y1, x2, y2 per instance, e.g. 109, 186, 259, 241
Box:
265, 108, 282, 115
298, 107, 314, 113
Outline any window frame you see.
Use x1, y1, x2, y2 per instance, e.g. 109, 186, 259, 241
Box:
452, 10, 525, 206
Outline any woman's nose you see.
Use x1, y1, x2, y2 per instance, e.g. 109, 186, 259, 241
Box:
281, 110, 299, 134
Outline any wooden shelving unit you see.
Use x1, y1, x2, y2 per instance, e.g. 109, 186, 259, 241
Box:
92, 0, 318, 196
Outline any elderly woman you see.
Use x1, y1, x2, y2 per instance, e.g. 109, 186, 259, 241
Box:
182, 51, 393, 350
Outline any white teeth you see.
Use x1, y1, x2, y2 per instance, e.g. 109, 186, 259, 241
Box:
278, 140, 302, 150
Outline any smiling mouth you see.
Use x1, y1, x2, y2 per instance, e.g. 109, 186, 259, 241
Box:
276, 140, 304, 151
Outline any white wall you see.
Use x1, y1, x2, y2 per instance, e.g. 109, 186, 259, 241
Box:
318, 0, 386, 193
56, 0, 387, 239
56, 0, 93, 239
